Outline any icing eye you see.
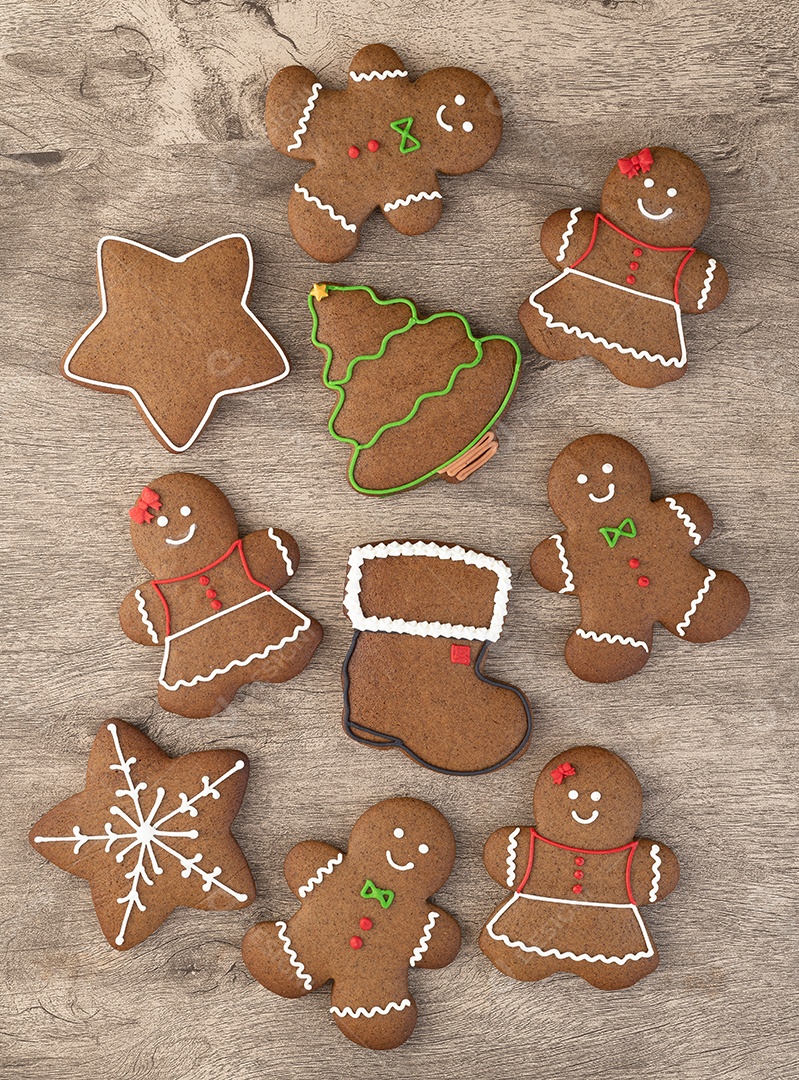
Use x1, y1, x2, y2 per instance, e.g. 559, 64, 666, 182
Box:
591, 791, 602, 802
180, 505, 191, 517
462, 121, 474, 133
644, 177, 655, 188
418, 844, 429, 854
568, 789, 579, 800
156, 515, 168, 527
602, 463, 613, 474
393, 828, 404, 839
454, 94, 465, 106
667, 187, 677, 197
577, 474, 588, 485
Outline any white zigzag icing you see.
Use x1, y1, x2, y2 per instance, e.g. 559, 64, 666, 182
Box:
665, 497, 702, 545
330, 999, 412, 1018
697, 258, 716, 310
349, 69, 408, 82
556, 207, 581, 262
649, 844, 662, 903
135, 589, 158, 643
506, 827, 520, 887
409, 911, 439, 967
676, 569, 716, 636
268, 527, 294, 576
287, 82, 322, 151
576, 628, 649, 652
294, 184, 357, 232
297, 853, 343, 898
384, 190, 443, 212
276, 920, 313, 990
551, 534, 575, 593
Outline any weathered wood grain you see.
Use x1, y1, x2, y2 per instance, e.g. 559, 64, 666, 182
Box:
1, 1, 797, 1077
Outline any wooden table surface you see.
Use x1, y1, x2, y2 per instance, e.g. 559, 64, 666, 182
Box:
2, 2, 797, 1077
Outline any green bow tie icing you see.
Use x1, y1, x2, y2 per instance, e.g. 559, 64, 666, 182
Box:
361, 879, 395, 909
599, 517, 637, 548
390, 116, 421, 154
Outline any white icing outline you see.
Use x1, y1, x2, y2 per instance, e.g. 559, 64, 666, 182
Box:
344, 542, 511, 643
588, 483, 615, 504
665, 497, 702, 546
637, 198, 672, 221
165, 523, 196, 547
384, 190, 443, 213
505, 827, 520, 887
135, 589, 158, 643
276, 920, 313, 989
697, 258, 716, 310
62, 234, 290, 453
409, 911, 439, 967
268, 527, 294, 576
556, 207, 581, 262
528, 267, 687, 369
298, 852, 343, 898
675, 568, 715, 637
575, 628, 649, 652
551, 534, 575, 594
386, 849, 414, 872
571, 809, 599, 825
349, 68, 408, 82
649, 844, 661, 903
287, 82, 322, 151
435, 103, 453, 131
293, 184, 357, 232
330, 999, 411, 1018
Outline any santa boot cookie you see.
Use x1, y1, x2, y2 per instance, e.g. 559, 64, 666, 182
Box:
341, 541, 532, 774
120, 474, 322, 718
242, 798, 461, 1050
530, 435, 749, 682
519, 146, 728, 387
480, 746, 679, 990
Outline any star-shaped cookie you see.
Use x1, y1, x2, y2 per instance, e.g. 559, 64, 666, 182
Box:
62, 234, 290, 452
30, 720, 255, 949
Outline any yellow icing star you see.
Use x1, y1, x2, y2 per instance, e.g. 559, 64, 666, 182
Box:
310, 283, 329, 301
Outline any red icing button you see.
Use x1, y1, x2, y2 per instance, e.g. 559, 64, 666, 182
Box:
359, 917, 373, 931
350, 936, 363, 949
633, 247, 643, 256
626, 274, 636, 285
210, 599, 223, 610
638, 576, 650, 588
572, 884, 583, 894
574, 856, 585, 866
206, 588, 217, 599
629, 261, 639, 270
574, 870, 584, 879
199, 576, 210, 586
348, 145, 360, 159
450, 644, 471, 665
629, 558, 640, 569
367, 139, 380, 152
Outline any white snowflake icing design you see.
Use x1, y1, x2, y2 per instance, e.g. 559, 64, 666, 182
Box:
33, 723, 249, 945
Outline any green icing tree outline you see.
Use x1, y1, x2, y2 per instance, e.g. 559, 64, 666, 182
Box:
308, 284, 522, 496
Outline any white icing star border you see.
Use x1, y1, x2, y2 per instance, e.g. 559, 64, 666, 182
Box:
62, 234, 290, 453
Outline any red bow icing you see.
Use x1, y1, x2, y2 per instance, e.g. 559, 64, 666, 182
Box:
618, 147, 654, 178
551, 761, 577, 785
129, 486, 162, 524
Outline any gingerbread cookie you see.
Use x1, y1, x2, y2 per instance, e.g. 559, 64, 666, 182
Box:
120, 473, 322, 717
309, 283, 521, 495
519, 147, 728, 387
530, 435, 749, 682
480, 746, 679, 989
30, 720, 254, 950
242, 797, 460, 1049
342, 542, 532, 774
62, 234, 289, 451
266, 44, 503, 262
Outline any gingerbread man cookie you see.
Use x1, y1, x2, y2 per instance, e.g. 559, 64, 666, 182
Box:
480, 746, 679, 990
266, 44, 503, 262
519, 147, 728, 387
530, 435, 749, 682
120, 473, 322, 718
30, 720, 254, 950
242, 798, 460, 1050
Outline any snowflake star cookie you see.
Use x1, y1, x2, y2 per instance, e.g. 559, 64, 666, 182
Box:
242, 798, 461, 1050
62, 234, 289, 451
530, 434, 749, 682
519, 146, 728, 387
480, 746, 679, 990
29, 720, 254, 950
120, 473, 322, 718
266, 44, 503, 262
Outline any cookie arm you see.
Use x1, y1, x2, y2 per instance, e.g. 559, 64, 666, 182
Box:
265, 66, 325, 161
658, 493, 714, 546
409, 907, 461, 969
242, 528, 300, 591
677, 250, 729, 314
530, 535, 577, 596
539, 208, 594, 268
283, 840, 345, 899
483, 826, 530, 890
119, 581, 165, 646
630, 839, 679, 906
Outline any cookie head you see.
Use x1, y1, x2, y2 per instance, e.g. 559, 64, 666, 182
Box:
547, 434, 651, 525
128, 473, 238, 577
600, 146, 711, 246
414, 67, 502, 175
349, 797, 456, 895
534, 747, 643, 849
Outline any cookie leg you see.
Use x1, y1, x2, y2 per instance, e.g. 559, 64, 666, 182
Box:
157, 675, 244, 719
518, 299, 588, 362
587, 343, 684, 389
565, 627, 653, 683
479, 927, 562, 983
382, 190, 443, 236
575, 949, 660, 991
242, 920, 327, 998
328, 980, 418, 1050
288, 173, 371, 263
665, 568, 750, 643
250, 617, 324, 684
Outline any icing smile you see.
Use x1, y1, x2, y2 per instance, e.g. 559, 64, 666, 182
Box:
588, 484, 615, 504
571, 809, 599, 825
637, 198, 673, 221
165, 523, 197, 546
435, 95, 473, 134
385, 849, 414, 871
435, 104, 453, 131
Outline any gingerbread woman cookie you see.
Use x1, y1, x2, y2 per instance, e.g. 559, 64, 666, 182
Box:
242, 798, 461, 1050
519, 147, 728, 387
530, 435, 749, 682
30, 720, 254, 950
309, 283, 522, 495
266, 44, 503, 262
480, 746, 679, 990
120, 473, 322, 717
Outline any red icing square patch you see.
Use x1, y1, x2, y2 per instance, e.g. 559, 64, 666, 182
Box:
450, 644, 471, 665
